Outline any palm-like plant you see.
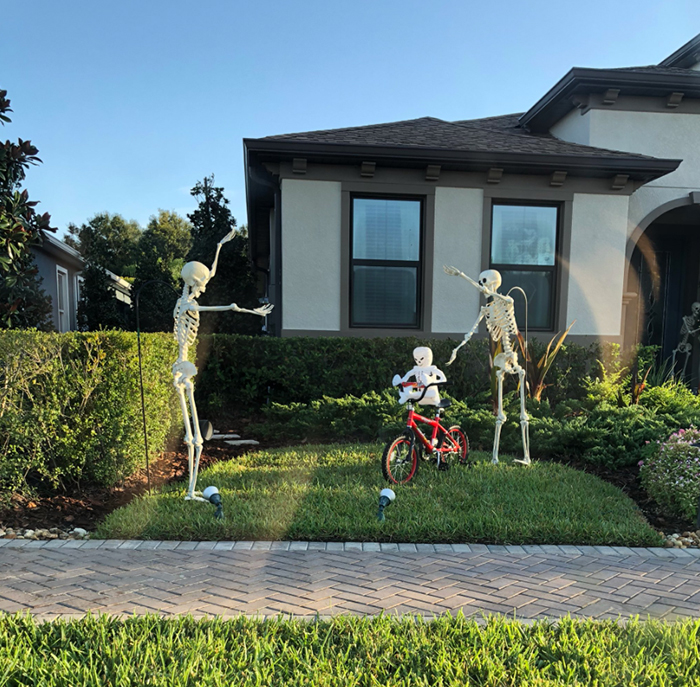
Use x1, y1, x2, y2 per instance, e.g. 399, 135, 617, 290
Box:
516, 321, 575, 401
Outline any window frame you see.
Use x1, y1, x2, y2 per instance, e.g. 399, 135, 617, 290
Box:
349, 193, 425, 329
489, 199, 561, 332
56, 265, 70, 333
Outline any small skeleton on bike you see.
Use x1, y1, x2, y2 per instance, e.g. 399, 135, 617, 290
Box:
382, 346, 469, 484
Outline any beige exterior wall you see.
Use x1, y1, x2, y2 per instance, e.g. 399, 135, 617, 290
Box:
567, 193, 630, 336
431, 187, 484, 333
550, 108, 591, 146
281, 179, 342, 331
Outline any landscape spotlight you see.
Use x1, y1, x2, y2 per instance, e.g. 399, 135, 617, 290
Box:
377, 488, 396, 522
202, 486, 223, 520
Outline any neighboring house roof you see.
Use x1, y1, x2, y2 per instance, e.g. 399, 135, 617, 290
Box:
658, 33, 700, 69
36, 232, 85, 270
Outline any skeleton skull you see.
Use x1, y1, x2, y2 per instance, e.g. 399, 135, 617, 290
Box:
692, 302, 700, 318
181, 261, 210, 296
478, 269, 502, 293
413, 346, 433, 367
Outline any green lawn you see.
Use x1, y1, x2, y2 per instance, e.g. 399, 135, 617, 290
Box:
96, 444, 662, 546
2, 614, 699, 686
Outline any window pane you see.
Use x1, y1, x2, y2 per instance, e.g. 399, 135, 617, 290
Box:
492, 205, 557, 266
352, 266, 418, 326
499, 270, 553, 330
57, 272, 66, 312
353, 198, 420, 261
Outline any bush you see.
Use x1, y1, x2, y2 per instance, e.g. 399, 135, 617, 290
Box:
640, 427, 700, 522
0, 330, 180, 494
196, 334, 602, 415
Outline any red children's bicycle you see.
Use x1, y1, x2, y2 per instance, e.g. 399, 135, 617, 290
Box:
382, 381, 470, 484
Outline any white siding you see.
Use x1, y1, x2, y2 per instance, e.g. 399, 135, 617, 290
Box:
431, 187, 483, 333
567, 194, 629, 335
281, 179, 342, 331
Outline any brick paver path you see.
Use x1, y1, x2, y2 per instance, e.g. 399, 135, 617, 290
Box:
1, 540, 699, 620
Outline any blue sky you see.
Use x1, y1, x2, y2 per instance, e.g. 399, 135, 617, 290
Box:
3, 1, 699, 238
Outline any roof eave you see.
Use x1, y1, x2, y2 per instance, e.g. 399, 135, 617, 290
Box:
244, 137, 680, 182
519, 67, 700, 132
659, 33, 700, 68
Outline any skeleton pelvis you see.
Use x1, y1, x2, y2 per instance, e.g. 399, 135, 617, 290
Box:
493, 351, 517, 371
172, 360, 198, 379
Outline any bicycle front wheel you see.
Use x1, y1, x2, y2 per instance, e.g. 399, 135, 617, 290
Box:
446, 425, 470, 464
382, 435, 419, 484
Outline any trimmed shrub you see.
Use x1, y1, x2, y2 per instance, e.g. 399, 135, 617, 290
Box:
0, 330, 179, 494
640, 427, 700, 522
195, 334, 602, 414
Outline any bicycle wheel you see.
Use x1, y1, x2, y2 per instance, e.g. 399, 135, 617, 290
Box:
382, 435, 419, 484
446, 425, 470, 464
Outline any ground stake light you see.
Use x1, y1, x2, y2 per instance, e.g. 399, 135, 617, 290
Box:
202, 486, 224, 520
377, 488, 396, 522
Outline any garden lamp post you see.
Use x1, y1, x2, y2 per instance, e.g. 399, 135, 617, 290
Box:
377, 488, 396, 522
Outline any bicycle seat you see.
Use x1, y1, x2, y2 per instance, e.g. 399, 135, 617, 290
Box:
437, 399, 452, 409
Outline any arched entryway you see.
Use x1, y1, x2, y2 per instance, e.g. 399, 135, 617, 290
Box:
625, 199, 700, 384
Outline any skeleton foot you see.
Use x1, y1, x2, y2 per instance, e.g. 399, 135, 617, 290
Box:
185, 494, 208, 503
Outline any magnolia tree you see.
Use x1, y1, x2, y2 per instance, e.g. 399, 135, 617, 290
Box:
0, 89, 54, 329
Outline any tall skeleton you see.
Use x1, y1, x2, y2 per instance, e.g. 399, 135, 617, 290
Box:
173, 230, 273, 501
444, 266, 530, 465
671, 302, 700, 380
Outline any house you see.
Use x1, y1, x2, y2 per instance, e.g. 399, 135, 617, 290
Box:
31, 233, 132, 331
244, 33, 700, 363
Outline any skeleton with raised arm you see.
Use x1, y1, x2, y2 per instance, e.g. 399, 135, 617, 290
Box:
671, 302, 700, 381
443, 265, 530, 465
173, 230, 273, 504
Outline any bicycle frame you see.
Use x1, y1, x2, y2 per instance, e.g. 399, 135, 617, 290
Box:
404, 401, 459, 465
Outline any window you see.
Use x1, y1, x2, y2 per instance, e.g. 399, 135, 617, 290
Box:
74, 274, 84, 328
350, 196, 423, 328
490, 202, 559, 330
56, 266, 69, 332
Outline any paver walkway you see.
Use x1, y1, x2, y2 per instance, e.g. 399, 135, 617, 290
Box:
1, 540, 699, 620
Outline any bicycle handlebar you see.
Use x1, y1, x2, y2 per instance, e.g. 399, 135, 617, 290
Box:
396, 380, 447, 403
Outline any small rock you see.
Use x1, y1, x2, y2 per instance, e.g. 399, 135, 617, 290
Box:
0, 530, 5, 538
71, 528, 88, 538
59, 533, 69, 540
49, 528, 61, 534
24, 530, 34, 538
4, 534, 16, 540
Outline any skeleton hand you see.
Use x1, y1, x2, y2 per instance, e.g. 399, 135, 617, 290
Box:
253, 303, 274, 317
218, 229, 237, 245
443, 265, 464, 278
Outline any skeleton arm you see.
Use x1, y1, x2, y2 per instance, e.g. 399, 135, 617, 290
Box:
208, 229, 238, 281
447, 308, 486, 365
443, 265, 485, 293
191, 302, 274, 316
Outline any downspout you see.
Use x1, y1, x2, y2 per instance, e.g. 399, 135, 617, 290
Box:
247, 165, 282, 336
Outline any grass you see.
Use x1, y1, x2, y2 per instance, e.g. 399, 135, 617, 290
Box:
1, 613, 699, 686
96, 444, 662, 546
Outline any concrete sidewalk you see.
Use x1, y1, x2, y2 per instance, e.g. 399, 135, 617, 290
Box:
1, 539, 699, 620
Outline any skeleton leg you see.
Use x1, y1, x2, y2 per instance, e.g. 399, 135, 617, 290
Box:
513, 364, 531, 466
173, 375, 203, 501
492, 368, 506, 465
682, 348, 692, 380
184, 378, 206, 501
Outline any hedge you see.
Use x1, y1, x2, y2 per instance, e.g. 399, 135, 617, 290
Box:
0, 330, 179, 494
195, 334, 600, 414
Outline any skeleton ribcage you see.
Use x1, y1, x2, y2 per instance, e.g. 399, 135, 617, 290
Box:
173, 298, 199, 360
485, 297, 519, 346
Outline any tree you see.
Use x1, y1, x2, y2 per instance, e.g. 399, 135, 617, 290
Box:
187, 176, 262, 335
132, 210, 193, 332
71, 213, 141, 330
0, 89, 54, 329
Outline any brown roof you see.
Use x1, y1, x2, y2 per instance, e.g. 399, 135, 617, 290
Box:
262, 115, 657, 161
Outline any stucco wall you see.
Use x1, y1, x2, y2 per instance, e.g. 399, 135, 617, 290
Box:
590, 109, 700, 190
281, 179, 342, 331
567, 193, 630, 336
550, 108, 591, 146
431, 187, 483, 333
